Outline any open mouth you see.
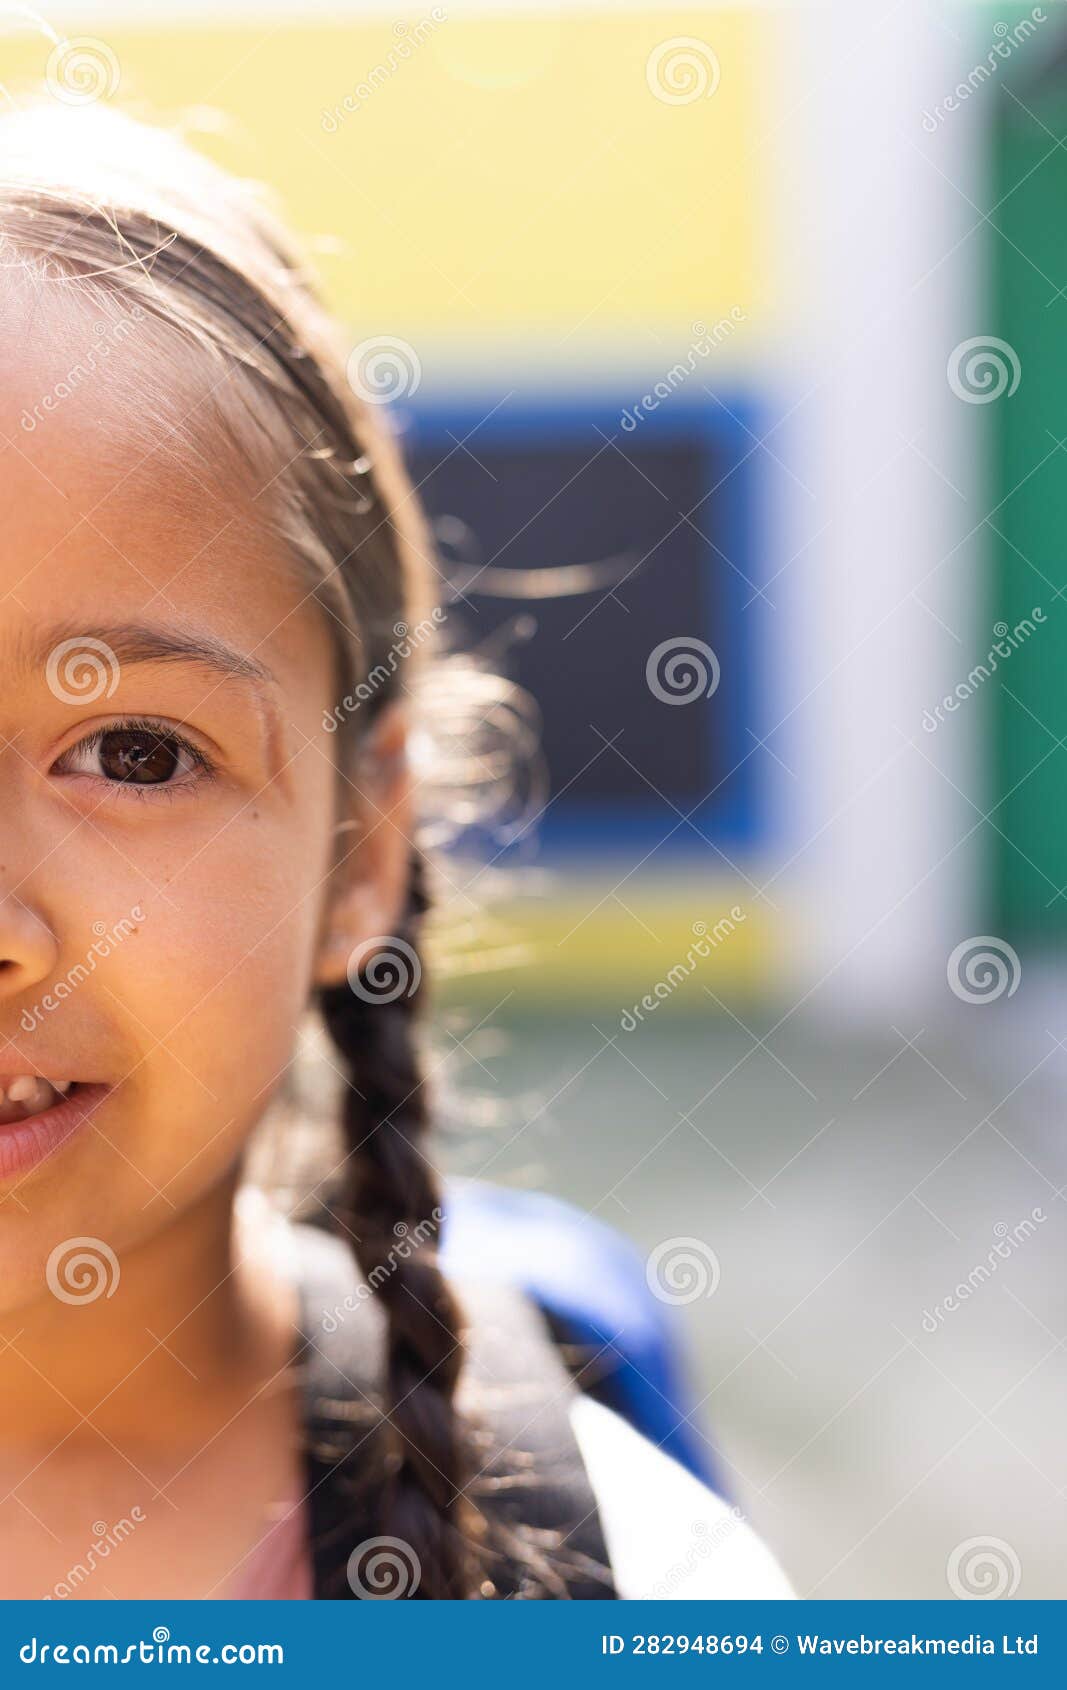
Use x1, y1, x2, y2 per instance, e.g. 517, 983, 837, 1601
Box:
0, 1077, 80, 1127
0, 1078, 110, 1182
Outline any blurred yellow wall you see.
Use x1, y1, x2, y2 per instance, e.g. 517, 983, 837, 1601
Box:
4, 9, 772, 350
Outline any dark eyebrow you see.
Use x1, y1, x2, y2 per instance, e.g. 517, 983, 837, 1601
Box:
23, 621, 276, 691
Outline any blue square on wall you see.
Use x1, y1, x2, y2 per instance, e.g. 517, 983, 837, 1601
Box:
400, 390, 766, 860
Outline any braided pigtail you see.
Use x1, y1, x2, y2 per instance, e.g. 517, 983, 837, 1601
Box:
317, 850, 487, 1599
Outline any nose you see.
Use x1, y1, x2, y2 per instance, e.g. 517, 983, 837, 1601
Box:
0, 892, 59, 998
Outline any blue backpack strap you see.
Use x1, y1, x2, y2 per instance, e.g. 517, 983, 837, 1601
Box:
441, 1178, 721, 1491
289, 1215, 618, 1599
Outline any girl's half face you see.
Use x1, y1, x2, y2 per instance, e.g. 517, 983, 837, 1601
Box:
0, 286, 348, 1308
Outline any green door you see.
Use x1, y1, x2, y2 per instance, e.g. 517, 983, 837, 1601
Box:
991, 33, 1067, 934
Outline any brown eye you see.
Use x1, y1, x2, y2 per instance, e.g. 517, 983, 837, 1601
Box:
96, 728, 187, 785
55, 718, 211, 792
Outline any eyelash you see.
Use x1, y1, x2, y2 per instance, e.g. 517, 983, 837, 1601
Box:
54, 717, 218, 803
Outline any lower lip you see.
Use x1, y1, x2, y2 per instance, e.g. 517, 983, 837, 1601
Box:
0, 1084, 111, 1183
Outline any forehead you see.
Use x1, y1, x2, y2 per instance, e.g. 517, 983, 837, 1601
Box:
0, 276, 332, 691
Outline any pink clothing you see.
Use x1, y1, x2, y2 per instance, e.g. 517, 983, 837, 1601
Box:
222, 1497, 312, 1600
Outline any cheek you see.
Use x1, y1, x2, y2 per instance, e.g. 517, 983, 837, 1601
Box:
133, 811, 331, 1090
62, 811, 332, 1224
0, 810, 335, 1312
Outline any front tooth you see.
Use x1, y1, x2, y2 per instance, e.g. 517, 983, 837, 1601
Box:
7, 1076, 36, 1103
